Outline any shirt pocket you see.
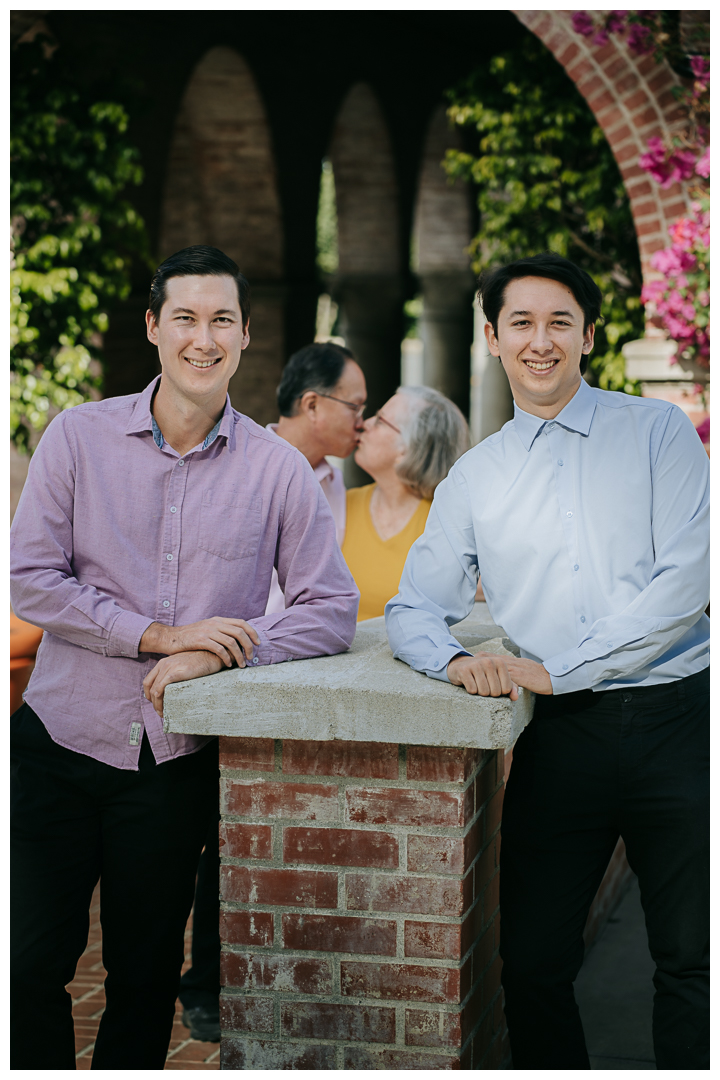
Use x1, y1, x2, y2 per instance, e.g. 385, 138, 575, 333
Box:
198, 490, 263, 561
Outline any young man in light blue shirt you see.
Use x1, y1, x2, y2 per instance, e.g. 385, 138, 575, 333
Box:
386, 253, 709, 1070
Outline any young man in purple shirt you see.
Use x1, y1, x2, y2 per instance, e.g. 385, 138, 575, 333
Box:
10, 245, 359, 1070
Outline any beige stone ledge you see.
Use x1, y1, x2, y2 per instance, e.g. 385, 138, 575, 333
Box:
164, 603, 533, 750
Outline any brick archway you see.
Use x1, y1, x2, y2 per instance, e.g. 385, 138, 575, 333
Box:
158, 46, 284, 424
513, 10, 690, 280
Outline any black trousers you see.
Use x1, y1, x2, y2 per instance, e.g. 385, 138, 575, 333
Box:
10, 704, 219, 1070
178, 817, 221, 1011
499, 668, 709, 1070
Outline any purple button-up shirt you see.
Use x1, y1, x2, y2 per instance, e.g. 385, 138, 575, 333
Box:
10, 377, 359, 769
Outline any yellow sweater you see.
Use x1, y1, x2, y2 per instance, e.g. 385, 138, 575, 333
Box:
342, 484, 432, 622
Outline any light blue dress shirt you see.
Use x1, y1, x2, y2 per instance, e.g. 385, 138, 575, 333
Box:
386, 378, 709, 694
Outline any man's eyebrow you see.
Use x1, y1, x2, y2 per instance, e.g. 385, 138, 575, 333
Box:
507, 309, 576, 317
170, 307, 237, 315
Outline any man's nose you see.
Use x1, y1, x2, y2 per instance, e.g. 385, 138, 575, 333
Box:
192, 323, 217, 352
529, 325, 554, 353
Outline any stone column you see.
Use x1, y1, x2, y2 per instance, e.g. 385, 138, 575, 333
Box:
414, 106, 475, 417
333, 273, 405, 488
334, 274, 405, 418
470, 305, 514, 445
419, 271, 476, 417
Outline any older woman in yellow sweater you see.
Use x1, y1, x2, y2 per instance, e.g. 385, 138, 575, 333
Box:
342, 385, 470, 621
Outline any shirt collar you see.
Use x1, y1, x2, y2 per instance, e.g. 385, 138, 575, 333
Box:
126, 375, 234, 451
513, 377, 597, 451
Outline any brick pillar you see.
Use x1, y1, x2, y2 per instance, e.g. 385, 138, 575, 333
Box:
218, 736, 510, 1070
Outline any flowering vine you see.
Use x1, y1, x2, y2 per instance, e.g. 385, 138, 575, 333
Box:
641, 199, 709, 370
572, 11, 710, 389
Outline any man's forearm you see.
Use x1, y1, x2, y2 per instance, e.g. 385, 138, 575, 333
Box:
139, 622, 176, 655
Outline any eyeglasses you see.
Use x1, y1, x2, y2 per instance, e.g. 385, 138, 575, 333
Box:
314, 391, 366, 417
374, 412, 402, 435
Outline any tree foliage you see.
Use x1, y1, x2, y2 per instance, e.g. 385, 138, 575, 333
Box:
11, 36, 151, 451
444, 35, 645, 393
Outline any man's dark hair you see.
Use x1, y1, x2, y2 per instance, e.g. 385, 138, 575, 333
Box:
148, 245, 251, 327
277, 342, 355, 417
477, 252, 602, 375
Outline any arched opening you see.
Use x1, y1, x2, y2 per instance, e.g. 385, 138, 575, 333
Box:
326, 83, 404, 420
159, 46, 284, 425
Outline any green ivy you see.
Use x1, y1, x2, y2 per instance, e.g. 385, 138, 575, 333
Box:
444, 37, 645, 394
11, 36, 152, 451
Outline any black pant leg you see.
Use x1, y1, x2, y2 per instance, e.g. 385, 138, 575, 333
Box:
619, 670, 710, 1070
11, 705, 104, 1071
178, 813, 221, 1011
91, 736, 218, 1070
499, 692, 620, 1070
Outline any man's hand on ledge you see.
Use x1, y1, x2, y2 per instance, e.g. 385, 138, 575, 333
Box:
143, 650, 224, 718
139, 617, 260, 668
446, 653, 553, 699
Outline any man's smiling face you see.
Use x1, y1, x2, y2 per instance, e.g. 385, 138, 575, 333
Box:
146, 274, 250, 404
484, 275, 595, 419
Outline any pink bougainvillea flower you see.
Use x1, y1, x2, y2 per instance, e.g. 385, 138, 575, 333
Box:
571, 11, 595, 36
627, 23, 653, 54
640, 140, 698, 188
690, 55, 710, 85
669, 150, 701, 184
605, 11, 626, 33
593, 28, 610, 46
695, 147, 710, 178
695, 417, 710, 444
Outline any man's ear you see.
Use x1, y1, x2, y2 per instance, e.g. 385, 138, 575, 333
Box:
241, 320, 250, 351
582, 322, 595, 353
299, 390, 319, 421
484, 320, 501, 358
146, 310, 159, 346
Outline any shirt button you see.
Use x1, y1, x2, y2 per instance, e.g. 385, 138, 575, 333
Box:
558, 459, 564, 466
162, 600, 170, 608
607, 642, 613, 648
170, 506, 177, 513
622, 692, 632, 704
252, 657, 259, 665
574, 564, 579, 571
178, 459, 185, 467
166, 554, 173, 561
567, 511, 573, 517
562, 664, 569, 670
580, 616, 586, 623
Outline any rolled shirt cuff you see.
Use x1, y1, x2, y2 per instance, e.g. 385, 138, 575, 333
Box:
108, 610, 156, 658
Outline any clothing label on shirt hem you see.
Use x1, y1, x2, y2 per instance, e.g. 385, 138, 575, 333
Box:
129, 721, 143, 746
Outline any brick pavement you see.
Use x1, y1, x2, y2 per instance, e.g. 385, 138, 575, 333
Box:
70, 885, 220, 1070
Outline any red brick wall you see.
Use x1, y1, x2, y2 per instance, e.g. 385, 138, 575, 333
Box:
218, 737, 509, 1069
513, 10, 690, 279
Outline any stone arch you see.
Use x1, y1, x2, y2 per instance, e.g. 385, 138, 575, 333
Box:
159, 46, 284, 424
513, 11, 691, 278
413, 104, 475, 415
326, 83, 404, 419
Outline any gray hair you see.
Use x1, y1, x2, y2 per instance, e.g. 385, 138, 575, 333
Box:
394, 386, 471, 500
